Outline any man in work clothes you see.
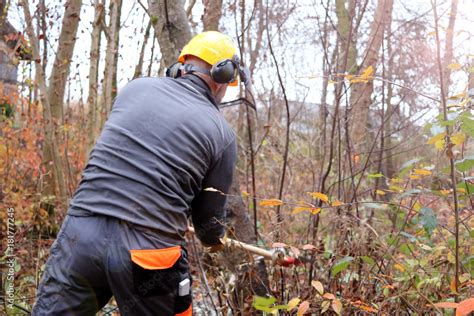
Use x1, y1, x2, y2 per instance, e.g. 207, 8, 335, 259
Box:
33, 31, 242, 315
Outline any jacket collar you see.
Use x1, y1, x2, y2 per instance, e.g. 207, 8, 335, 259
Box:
178, 74, 219, 109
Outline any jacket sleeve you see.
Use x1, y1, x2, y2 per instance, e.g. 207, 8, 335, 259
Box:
191, 138, 237, 245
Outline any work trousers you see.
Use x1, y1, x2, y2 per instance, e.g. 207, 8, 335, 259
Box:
32, 214, 192, 316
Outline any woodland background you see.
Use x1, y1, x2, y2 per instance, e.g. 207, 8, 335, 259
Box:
0, 0, 473, 314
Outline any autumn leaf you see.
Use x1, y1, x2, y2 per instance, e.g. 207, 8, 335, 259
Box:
375, 189, 386, 195
259, 199, 283, 206
331, 200, 344, 207
323, 293, 335, 300
457, 298, 474, 316
241, 190, 249, 198
451, 132, 466, 145
292, 206, 311, 214
308, 192, 329, 203
447, 63, 462, 71
302, 244, 317, 251
394, 263, 405, 272
332, 299, 342, 315
297, 300, 310, 316
311, 280, 324, 295
287, 298, 300, 311
272, 242, 287, 248
413, 169, 432, 176
427, 132, 446, 144
321, 300, 331, 313
311, 207, 321, 215
434, 302, 458, 309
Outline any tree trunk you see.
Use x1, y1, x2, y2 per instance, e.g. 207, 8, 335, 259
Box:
202, 0, 223, 31
20, 0, 68, 205
147, 0, 192, 71
87, 0, 104, 154
349, 0, 393, 151
101, 0, 122, 127
441, 0, 458, 100
133, 21, 152, 79
41, 0, 82, 204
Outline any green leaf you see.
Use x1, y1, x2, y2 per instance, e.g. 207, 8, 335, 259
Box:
457, 180, 474, 195
461, 116, 474, 137
454, 156, 474, 172
332, 256, 354, 277
419, 207, 437, 236
368, 173, 384, 178
360, 256, 375, 266
253, 296, 276, 312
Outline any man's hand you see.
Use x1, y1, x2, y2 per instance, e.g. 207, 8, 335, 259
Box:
202, 234, 227, 253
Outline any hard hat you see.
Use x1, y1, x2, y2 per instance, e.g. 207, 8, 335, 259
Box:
178, 31, 239, 86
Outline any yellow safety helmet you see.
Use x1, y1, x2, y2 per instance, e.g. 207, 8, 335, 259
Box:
178, 31, 239, 86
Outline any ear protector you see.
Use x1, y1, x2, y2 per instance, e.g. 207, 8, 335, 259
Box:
166, 55, 241, 85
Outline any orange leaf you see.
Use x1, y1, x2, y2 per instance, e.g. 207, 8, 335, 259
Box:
332, 299, 342, 315
434, 302, 458, 309
331, 200, 344, 207
259, 198, 283, 206
310, 207, 321, 215
457, 298, 474, 316
308, 192, 329, 203
450, 277, 458, 294
297, 300, 310, 316
323, 293, 335, 300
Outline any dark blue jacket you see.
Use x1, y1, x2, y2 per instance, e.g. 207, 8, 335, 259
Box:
69, 74, 237, 245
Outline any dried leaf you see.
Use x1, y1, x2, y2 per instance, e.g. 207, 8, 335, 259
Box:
331, 200, 344, 207
434, 302, 458, 309
287, 298, 300, 311
323, 293, 335, 300
297, 300, 310, 316
332, 299, 342, 315
302, 244, 317, 251
272, 242, 287, 248
311, 280, 324, 295
321, 300, 331, 313
259, 199, 284, 206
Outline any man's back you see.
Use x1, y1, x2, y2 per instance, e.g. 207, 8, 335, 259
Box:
69, 76, 236, 242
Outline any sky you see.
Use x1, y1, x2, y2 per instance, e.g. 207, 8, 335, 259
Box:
6, 0, 474, 112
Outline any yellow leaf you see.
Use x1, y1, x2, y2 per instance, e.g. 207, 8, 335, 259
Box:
331, 200, 344, 207
259, 199, 283, 206
427, 31, 436, 36
439, 189, 450, 196
414, 169, 432, 176
427, 132, 446, 145
360, 65, 374, 79
292, 206, 309, 214
409, 175, 420, 180
413, 201, 422, 212
297, 300, 310, 316
311, 280, 324, 295
451, 132, 466, 145
390, 178, 402, 183
394, 263, 405, 272
332, 299, 342, 315
308, 192, 329, 203
435, 139, 445, 150
241, 190, 249, 198
447, 63, 462, 71
287, 298, 301, 311
447, 252, 455, 263
328, 79, 336, 84
310, 208, 321, 215
375, 189, 386, 196
321, 300, 331, 313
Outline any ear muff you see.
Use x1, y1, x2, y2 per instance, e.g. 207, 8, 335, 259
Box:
166, 62, 183, 78
210, 59, 239, 84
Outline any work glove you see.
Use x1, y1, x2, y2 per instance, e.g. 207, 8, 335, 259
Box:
202, 234, 227, 253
